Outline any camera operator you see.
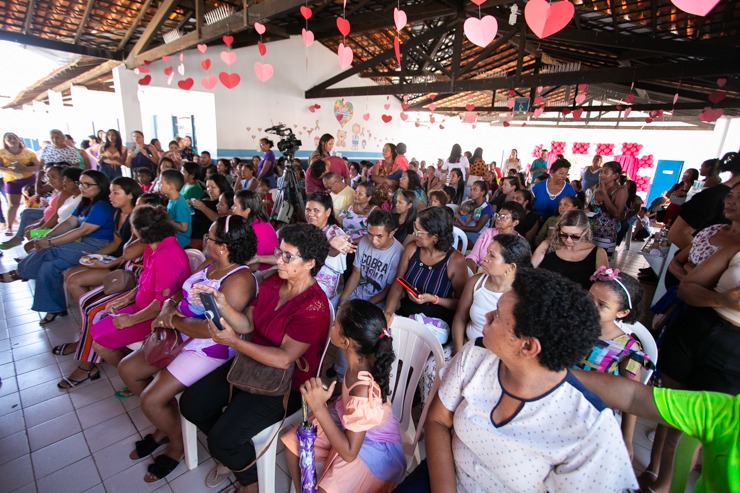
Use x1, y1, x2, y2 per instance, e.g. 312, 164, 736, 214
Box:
307, 133, 350, 193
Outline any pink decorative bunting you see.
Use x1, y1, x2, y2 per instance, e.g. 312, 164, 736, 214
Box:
253, 62, 274, 82
302, 28, 314, 47
300, 6, 312, 20
671, 0, 721, 16
197, 44, 208, 53
524, 0, 574, 39
463, 16, 498, 48
220, 51, 237, 66
201, 75, 218, 90
219, 71, 241, 88
336, 17, 351, 37
394, 8, 407, 31
177, 78, 194, 90
223, 35, 234, 47
337, 43, 353, 69
254, 22, 266, 35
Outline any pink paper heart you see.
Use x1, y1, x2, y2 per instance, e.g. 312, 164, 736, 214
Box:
258, 41, 267, 57
673, 93, 679, 105
472, 124, 477, 129
470, 0, 487, 5
254, 22, 266, 35
624, 107, 632, 118
177, 63, 185, 76
309, 105, 316, 113
394, 8, 407, 31
179, 53, 183, 62
197, 44, 207, 53
384, 103, 390, 110
465, 103, 475, 111
362, 113, 370, 121
534, 96, 543, 105
575, 94, 586, 105
439, 124, 445, 129
222, 35, 233, 47
671, 0, 721, 16
536, 86, 543, 94
462, 113, 477, 123
300, 6, 312, 20
302, 28, 314, 47
220, 51, 237, 66
382, 114, 392, 123
717, 78, 727, 87
463, 15, 498, 48
164, 66, 173, 76
624, 94, 635, 104
167, 72, 174, 86
708, 91, 726, 104
430, 115, 435, 123
336, 17, 351, 37
506, 100, 514, 109
138, 75, 151, 85
428, 103, 437, 111
400, 112, 409, 121
138, 66, 150, 73
253, 62, 274, 82
177, 78, 194, 90
699, 106, 724, 122
533, 107, 544, 118
200, 59, 211, 71
201, 75, 218, 90
572, 108, 583, 120
337, 43, 353, 69
524, 0, 574, 39
162, 55, 171, 62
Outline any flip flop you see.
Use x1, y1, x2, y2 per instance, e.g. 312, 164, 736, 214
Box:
130, 434, 169, 460
144, 454, 182, 482
205, 463, 231, 488
52, 342, 76, 356
114, 385, 135, 399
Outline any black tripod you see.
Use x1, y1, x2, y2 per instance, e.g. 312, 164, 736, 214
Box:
271, 152, 305, 224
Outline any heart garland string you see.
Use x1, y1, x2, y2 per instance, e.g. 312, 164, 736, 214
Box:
336, 1, 353, 69
393, 2, 406, 66
300, 2, 314, 75
252, 20, 272, 83
197, 43, 216, 90
217, 33, 242, 89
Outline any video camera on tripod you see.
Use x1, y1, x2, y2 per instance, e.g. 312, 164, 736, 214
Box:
265, 124, 302, 159
264, 124, 304, 224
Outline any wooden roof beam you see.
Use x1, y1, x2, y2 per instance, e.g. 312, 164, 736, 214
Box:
416, 100, 740, 112
74, 0, 97, 44
125, 0, 181, 65
117, 0, 155, 51
0, 30, 119, 59
23, 0, 37, 35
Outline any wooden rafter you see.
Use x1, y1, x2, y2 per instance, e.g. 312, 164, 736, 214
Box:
117, 0, 155, 51
74, 0, 97, 43
23, 0, 37, 35
125, 0, 181, 65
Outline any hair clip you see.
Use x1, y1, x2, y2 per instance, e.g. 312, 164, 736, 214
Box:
590, 266, 632, 309
224, 214, 231, 234
379, 328, 391, 340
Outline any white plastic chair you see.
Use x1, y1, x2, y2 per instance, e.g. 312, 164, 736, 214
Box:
617, 320, 658, 384
452, 226, 468, 253
446, 203, 459, 214
185, 248, 206, 274
389, 315, 445, 472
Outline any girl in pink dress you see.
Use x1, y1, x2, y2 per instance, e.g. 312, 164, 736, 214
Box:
283, 299, 406, 493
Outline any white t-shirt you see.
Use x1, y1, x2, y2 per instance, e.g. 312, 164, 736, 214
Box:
715, 251, 739, 325
466, 275, 504, 341
438, 340, 638, 493
444, 156, 469, 176
57, 194, 83, 222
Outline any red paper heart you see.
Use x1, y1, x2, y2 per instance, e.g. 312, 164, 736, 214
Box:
394, 36, 401, 65
177, 78, 194, 90
393, 8, 407, 31
624, 94, 635, 104
309, 105, 316, 113
163, 66, 173, 76
534, 96, 543, 105
429, 94, 437, 100
138, 75, 151, 85
258, 41, 267, 57
577, 84, 587, 91
465, 103, 475, 111
382, 114, 392, 123
508, 90, 516, 97
201, 75, 218, 90
562, 108, 571, 115
699, 106, 724, 122
144, 60, 151, 65
200, 59, 211, 71
439, 124, 445, 129
572, 108, 583, 120
223, 35, 234, 47
138, 66, 150, 73
708, 91, 726, 104
300, 5, 312, 20
219, 72, 241, 89
336, 17, 351, 37
524, 0, 575, 39
401, 103, 409, 110
503, 121, 510, 127
314, 104, 321, 109
645, 118, 653, 124
717, 78, 727, 87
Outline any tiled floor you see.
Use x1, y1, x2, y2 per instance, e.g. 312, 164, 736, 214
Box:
0, 238, 696, 493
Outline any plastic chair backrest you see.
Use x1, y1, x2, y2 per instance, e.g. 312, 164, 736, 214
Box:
184, 248, 206, 274
617, 321, 658, 384
446, 203, 459, 214
669, 433, 701, 493
452, 226, 468, 253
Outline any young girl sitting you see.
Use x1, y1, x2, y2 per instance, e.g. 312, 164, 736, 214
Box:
453, 200, 476, 227
283, 299, 406, 492
574, 266, 654, 458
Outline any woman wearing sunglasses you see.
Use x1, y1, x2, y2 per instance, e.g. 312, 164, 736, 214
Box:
532, 210, 608, 289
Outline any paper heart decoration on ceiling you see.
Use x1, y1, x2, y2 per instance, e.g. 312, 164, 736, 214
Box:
177, 63, 185, 76
197, 44, 208, 53
462, 113, 477, 123
577, 84, 587, 91
220, 51, 237, 66
222, 35, 233, 47
670, 0, 721, 16
300, 6, 312, 20
575, 94, 586, 105
200, 59, 211, 71
534, 96, 543, 105
334, 99, 354, 127
179, 54, 183, 61
302, 28, 314, 47
201, 75, 218, 90
428, 103, 437, 111
699, 106, 724, 122
362, 113, 370, 121
394, 36, 401, 65
337, 43, 353, 69
137, 66, 150, 73
502, 121, 510, 127
254, 22, 266, 35
138, 75, 151, 85
383, 103, 391, 110
624, 94, 635, 104
400, 112, 409, 121
167, 72, 174, 85
394, 8, 407, 31
624, 107, 632, 118
336, 17, 351, 37
673, 93, 679, 105
381, 114, 392, 123
253, 62, 274, 82
533, 106, 545, 118
506, 100, 514, 109
219, 72, 241, 89
470, 0, 487, 5
708, 91, 726, 104
257, 41, 267, 56
429, 115, 436, 123
177, 78, 194, 90
465, 103, 475, 111
463, 15, 498, 48
164, 66, 173, 76
524, 0, 574, 39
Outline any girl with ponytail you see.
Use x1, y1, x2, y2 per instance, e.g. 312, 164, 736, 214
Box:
283, 299, 406, 491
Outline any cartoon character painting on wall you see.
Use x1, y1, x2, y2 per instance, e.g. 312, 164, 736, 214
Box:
351, 123, 361, 150
362, 139, 366, 150
336, 130, 347, 148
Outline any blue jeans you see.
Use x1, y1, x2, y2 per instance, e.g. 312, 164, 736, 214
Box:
13, 208, 44, 240
17, 236, 108, 312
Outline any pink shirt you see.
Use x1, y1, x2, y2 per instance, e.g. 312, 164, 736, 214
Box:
250, 218, 279, 270
43, 191, 60, 222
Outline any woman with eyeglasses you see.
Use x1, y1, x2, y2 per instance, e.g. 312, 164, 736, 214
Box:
465, 201, 526, 275
178, 223, 331, 492
535, 195, 583, 247
531, 158, 577, 220
1, 170, 116, 318
532, 210, 608, 289
117, 215, 257, 483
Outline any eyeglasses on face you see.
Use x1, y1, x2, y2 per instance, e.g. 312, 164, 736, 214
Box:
412, 226, 431, 237
274, 247, 303, 263
495, 213, 512, 221
558, 232, 585, 241
76, 181, 98, 189
203, 235, 220, 245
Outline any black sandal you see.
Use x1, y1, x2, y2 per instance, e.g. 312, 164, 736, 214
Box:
40, 310, 68, 325
130, 434, 169, 460
52, 342, 77, 356
144, 454, 182, 482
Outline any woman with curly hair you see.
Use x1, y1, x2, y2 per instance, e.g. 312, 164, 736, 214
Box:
117, 215, 257, 483
179, 223, 331, 492
397, 268, 638, 492
532, 210, 608, 289
393, 169, 427, 208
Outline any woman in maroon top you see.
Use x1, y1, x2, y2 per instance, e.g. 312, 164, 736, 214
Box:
180, 223, 331, 492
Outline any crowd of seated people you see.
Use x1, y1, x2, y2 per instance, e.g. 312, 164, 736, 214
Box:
0, 130, 737, 493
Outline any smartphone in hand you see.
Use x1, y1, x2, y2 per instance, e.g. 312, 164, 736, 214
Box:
200, 292, 225, 331
396, 277, 421, 298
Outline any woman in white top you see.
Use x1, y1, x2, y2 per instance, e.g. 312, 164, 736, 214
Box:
444, 144, 469, 182
503, 149, 521, 175
451, 233, 532, 355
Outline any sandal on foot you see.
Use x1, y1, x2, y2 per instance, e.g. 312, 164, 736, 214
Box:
205, 463, 231, 488
144, 454, 182, 482
0, 270, 21, 283
114, 385, 135, 399
52, 342, 77, 356
130, 434, 169, 460
40, 310, 68, 325
57, 365, 100, 389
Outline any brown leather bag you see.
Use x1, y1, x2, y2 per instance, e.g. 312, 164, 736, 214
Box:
103, 270, 136, 295
142, 327, 192, 368
226, 352, 294, 396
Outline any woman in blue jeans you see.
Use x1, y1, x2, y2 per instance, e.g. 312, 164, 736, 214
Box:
0, 170, 115, 323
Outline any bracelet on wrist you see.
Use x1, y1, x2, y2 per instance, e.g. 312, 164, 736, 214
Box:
433, 295, 439, 305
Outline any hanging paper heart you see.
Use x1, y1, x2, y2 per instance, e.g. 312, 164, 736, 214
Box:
508, 89, 516, 97
465, 103, 475, 111
502, 121, 510, 127
300, 6, 312, 20
179, 53, 183, 61
506, 100, 514, 109
440, 124, 446, 129
333, 99, 354, 127
383, 103, 391, 110
524, 0, 574, 39
162, 55, 171, 62
144, 60, 152, 65
570, 107, 582, 119
462, 113, 477, 123
309, 105, 316, 113
302, 28, 314, 47
362, 113, 370, 121
533, 106, 544, 118
575, 94, 586, 105
717, 78, 727, 87
400, 112, 409, 121
253, 62, 274, 82
178, 78, 194, 90
336, 17, 351, 37
577, 84, 587, 92
401, 102, 409, 110
222, 35, 234, 47
536, 86, 544, 94
673, 93, 679, 105
624, 107, 632, 118
394, 8, 407, 31
220, 51, 237, 66
164, 66, 173, 76
708, 91, 726, 104
138, 75, 151, 85
134, 67, 140, 75
428, 103, 437, 111
671, 0, 721, 16
645, 117, 653, 124
254, 22, 266, 35
429, 94, 437, 100
534, 96, 543, 105
472, 124, 477, 129
699, 106, 724, 122
201, 75, 218, 90
471, 0, 487, 5
219, 72, 241, 89
200, 59, 211, 71
258, 41, 267, 56
624, 94, 635, 104
177, 63, 185, 76
337, 43, 353, 69
138, 66, 150, 73
197, 44, 208, 53
382, 114, 392, 123
394, 36, 401, 65
430, 115, 435, 123
167, 72, 174, 86
463, 15, 498, 48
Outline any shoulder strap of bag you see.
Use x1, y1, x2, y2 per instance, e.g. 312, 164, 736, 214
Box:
229, 392, 290, 473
